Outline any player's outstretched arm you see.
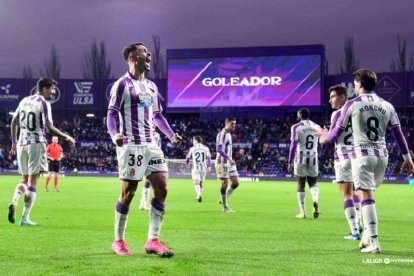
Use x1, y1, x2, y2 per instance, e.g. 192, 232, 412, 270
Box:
46, 125, 76, 145
9, 114, 19, 155
153, 113, 182, 145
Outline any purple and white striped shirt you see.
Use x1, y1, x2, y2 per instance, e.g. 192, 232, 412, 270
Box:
216, 128, 232, 165
108, 72, 163, 146
186, 144, 212, 171
13, 94, 52, 146
330, 109, 353, 161
289, 120, 321, 165
335, 93, 400, 158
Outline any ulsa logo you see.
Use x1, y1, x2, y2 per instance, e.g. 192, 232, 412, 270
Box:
73, 81, 93, 105
30, 85, 61, 104
74, 82, 93, 94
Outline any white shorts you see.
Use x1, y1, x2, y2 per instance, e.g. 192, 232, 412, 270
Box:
351, 156, 388, 191
294, 163, 318, 177
216, 164, 238, 179
17, 143, 48, 175
334, 159, 353, 183
192, 169, 206, 181
116, 144, 168, 181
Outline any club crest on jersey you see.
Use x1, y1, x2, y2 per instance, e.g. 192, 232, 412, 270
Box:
138, 93, 153, 108
129, 168, 135, 176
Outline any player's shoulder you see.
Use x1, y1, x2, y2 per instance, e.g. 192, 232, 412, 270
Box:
331, 109, 340, 117
291, 121, 302, 130
112, 75, 129, 90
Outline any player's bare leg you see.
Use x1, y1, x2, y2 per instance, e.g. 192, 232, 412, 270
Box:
226, 176, 239, 199
112, 179, 137, 256
339, 182, 359, 240
220, 178, 233, 212
145, 172, 173, 257
8, 176, 28, 224
296, 177, 306, 218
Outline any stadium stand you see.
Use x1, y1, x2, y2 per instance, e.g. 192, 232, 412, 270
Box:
1, 112, 412, 179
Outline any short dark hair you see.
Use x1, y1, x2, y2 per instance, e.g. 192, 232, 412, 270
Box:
193, 135, 202, 143
225, 117, 236, 124
297, 108, 310, 120
329, 84, 348, 98
122, 42, 144, 62
353, 69, 377, 91
37, 77, 57, 93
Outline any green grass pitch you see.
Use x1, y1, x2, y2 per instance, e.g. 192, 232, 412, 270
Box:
0, 175, 413, 275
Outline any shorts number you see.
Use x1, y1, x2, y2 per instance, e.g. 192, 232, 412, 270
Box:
305, 135, 314, 150
343, 118, 352, 145
366, 117, 379, 141
128, 154, 143, 166
223, 165, 229, 173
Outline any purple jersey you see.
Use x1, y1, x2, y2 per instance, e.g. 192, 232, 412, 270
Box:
13, 94, 53, 146
108, 72, 162, 146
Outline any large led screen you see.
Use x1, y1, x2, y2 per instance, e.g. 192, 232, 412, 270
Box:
167, 49, 323, 109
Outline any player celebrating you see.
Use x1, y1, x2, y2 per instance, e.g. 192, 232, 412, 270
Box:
288, 108, 321, 219
327, 85, 361, 239
185, 135, 212, 202
107, 42, 182, 257
319, 69, 414, 253
139, 131, 161, 211
216, 117, 239, 212
44, 136, 63, 192
8, 78, 76, 226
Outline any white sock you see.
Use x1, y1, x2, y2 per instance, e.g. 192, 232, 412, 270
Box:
297, 192, 305, 214
309, 186, 319, 203
361, 199, 378, 237
11, 183, 27, 206
354, 202, 362, 228
226, 186, 235, 198
22, 188, 37, 220
194, 182, 201, 198
143, 187, 150, 206
114, 201, 129, 241
344, 200, 358, 235
148, 198, 165, 240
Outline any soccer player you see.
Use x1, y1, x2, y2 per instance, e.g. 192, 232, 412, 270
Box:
327, 85, 361, 239
216, 117, 239, 212
139, 130, 161, 211
288, 108, 321, 219
8, 78, 76, 226
107, 42, 182, 257
44, 136, 63, 192
319, 69, 414, 253
185, 135, 212, 202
